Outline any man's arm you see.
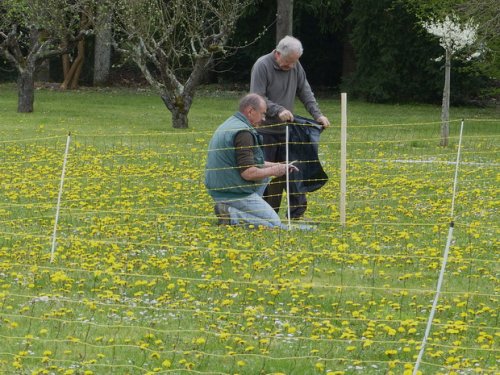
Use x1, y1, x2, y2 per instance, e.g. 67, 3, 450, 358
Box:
235, 131, 298, 181
295, 62, 330, 127
240, 164, 290, 181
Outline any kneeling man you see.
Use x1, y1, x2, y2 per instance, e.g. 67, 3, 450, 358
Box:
205, 93, 297, 228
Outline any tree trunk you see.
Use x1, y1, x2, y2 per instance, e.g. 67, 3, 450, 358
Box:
93, 5, 113, 86
171, 108, 189, 128
61, 41, 71, 78
70, 40, 85, 89
161, 94, 191, 129
61, 40, 85, 90
17, 69, 35, 113
36, 59, 51, 82
276, 0, 293, 42
440, 49, 451, 147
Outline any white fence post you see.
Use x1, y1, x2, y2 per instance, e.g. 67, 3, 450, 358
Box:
413, 120, 465, 374
50, 132, 71, 263
286, 125, 291, 229
340, 93, 347, 226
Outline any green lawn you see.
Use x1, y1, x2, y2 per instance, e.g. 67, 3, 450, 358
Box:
0, 84, 498, 374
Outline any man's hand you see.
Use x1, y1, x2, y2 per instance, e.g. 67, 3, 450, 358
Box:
287, 160, 299, 173
316, 115, 330, 128
278, 109, 294, 122
242, 162, 299, 181
272, 162, 299, 177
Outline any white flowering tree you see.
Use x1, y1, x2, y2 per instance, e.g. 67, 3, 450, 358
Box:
423, 15, 478, 146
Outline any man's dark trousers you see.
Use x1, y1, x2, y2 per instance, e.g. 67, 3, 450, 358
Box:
260, 132, 307, 219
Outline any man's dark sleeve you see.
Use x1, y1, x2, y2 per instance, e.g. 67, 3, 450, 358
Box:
234, 131, 256, 173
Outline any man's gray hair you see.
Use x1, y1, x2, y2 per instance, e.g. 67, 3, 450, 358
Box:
239, 93, 265, 112
276, 35, 303, 57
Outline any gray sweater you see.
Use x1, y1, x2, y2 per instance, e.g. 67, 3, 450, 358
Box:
250, 51, 323, 134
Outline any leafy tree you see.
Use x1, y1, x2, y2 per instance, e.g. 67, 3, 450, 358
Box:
403, 0, 495, 143
423, 16, 478, 146
346, 0, 443, 102
402, 0, 499, 94
294, 0, 346, 34
214, 2, 276, 85
455, 0, 499, 42
114, 0, 253, 129
217, 0, 346, 88
293, 0, 347, 87
454, 1, 499, 83
0, 0, 92, 112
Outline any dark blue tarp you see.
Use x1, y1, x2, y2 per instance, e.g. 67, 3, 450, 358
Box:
288, 115, 328, 193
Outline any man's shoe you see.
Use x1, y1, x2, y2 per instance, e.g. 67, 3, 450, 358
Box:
214, 202, 231, 225
288, 222, 317, 231
290, 216, 320, 225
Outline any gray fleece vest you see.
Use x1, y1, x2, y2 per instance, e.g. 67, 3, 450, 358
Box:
205, 112, 265, 200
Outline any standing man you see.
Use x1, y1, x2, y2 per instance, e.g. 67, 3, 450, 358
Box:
205, 93, 298, 229
250, 35, 330, 221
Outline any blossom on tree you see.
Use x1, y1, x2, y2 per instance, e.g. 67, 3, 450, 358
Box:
422, 14, 478, 146
423, 15, 477, 54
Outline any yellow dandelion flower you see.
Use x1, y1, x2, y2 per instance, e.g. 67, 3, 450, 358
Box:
194, 337, 206, 345
315, 362, 325, 372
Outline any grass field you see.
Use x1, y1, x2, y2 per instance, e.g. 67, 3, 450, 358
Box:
0, 83, 498, 374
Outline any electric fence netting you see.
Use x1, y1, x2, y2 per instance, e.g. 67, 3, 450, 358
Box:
0, 112, 498, 374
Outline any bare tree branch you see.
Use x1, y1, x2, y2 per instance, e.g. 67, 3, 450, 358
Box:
114, 0, 253, 128
0, 0, 95, 111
